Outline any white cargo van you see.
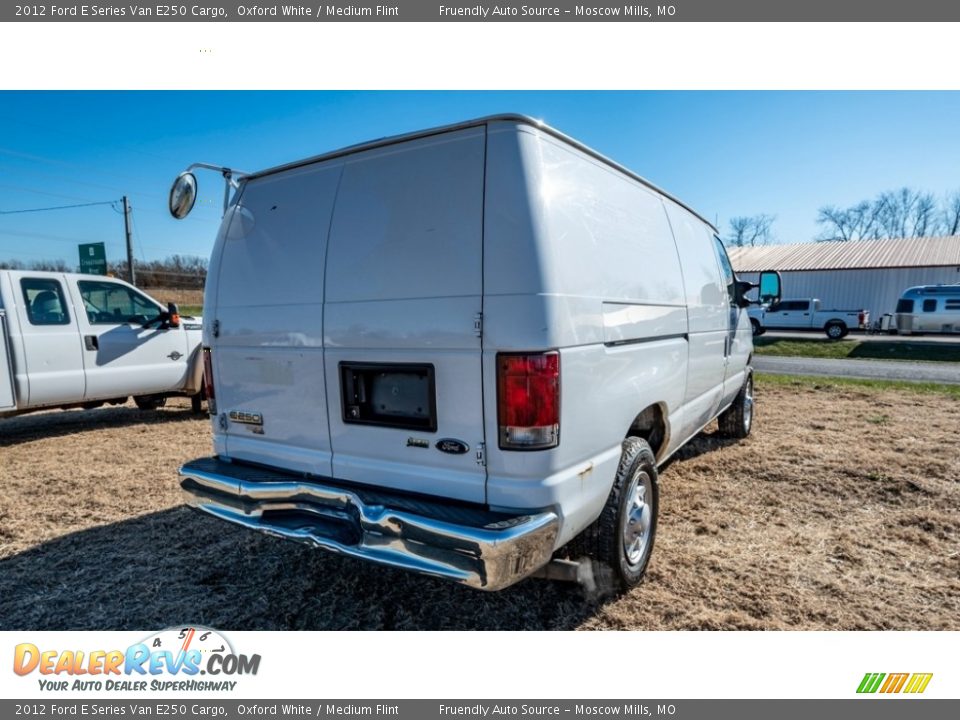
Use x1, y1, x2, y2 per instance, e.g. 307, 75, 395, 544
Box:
173, 115, 781, 591
0, 270, 204, 417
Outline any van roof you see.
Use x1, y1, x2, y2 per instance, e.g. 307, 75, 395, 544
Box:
245, 114, 718, 233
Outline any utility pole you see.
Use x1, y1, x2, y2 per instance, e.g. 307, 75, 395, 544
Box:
122, 195, 136, 286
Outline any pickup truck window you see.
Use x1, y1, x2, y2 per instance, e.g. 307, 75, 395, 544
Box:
21, 278, 70, 326
77, 280, 162, 325
776, 300, 810, 312
922, 299, 937, 312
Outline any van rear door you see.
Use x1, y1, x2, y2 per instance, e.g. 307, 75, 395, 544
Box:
323, 127, 487, 504
213, 162, 344, 478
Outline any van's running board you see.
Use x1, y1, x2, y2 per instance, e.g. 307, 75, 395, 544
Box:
178, 457, 559, 591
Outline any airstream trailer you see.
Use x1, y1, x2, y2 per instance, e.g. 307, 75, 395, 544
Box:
894, 285, 960, 335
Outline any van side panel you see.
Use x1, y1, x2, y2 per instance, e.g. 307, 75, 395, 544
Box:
323, 128, 488, 504
213, 163, 343, 477
662, 201, 728, 449
483, 124, 688, 545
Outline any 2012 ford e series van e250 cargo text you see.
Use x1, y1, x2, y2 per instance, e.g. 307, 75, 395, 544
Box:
172, 115, 781, 592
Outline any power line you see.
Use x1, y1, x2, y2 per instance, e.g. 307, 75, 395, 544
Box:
0, 199, 119, 216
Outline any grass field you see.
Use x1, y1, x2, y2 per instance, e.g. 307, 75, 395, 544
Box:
1, 379, 957, 630
142, 286, 203, 317
754, 336, 960, 363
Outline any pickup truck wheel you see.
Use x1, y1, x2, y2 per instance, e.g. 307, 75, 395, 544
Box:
133, 395, 167, 411
825, 321, 847, 340
566, 436, 659, 592
750, 319, 763, 336
718, 373, 754, 439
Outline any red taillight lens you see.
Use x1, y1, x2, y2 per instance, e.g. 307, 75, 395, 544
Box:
497, 352, 560, 450
202, 347, 216, 413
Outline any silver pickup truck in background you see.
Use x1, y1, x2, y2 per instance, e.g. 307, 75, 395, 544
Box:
748, 298, 869, 339
0, 270, 205, 418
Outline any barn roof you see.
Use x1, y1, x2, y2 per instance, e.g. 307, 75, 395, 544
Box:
728, 236, 960, 272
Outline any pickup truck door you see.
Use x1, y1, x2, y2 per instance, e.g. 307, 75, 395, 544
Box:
0, 309, 17, 410
768, 300, 811, 328
7, 272, 86, 407
70, 279, 189, 401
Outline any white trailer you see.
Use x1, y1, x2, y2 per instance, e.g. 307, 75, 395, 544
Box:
895, 284, 960, 334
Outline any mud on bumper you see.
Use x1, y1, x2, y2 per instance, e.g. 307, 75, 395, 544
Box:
179, 457, 559, 591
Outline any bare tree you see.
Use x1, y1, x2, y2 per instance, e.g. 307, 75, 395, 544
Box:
818, 186, 955, 241
725, 214, 776, 247
943, 190, 960, 236
816, 201, 882, 242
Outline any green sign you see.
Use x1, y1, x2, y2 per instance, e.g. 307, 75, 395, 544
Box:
78, 242, 107, 275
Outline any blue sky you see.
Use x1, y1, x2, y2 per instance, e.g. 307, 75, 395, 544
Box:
1, 91, 959, 268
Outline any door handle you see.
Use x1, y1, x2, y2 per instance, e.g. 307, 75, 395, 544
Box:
84, 335, 99, 351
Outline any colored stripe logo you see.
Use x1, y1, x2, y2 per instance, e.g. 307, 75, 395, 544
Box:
857, 672, 933, 694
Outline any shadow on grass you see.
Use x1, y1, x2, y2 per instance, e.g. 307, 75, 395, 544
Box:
847, 341, 960, 363
0, 404, 203, 448
0, 507, 606, 631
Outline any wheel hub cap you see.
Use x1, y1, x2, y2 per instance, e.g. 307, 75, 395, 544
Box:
743, 377, 754, 430
623, 470, 653, 565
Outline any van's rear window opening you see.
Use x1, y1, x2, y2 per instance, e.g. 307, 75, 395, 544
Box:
340, 362, 437, 432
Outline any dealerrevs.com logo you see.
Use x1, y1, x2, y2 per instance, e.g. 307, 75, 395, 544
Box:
857, 673, 933, 695
13, 627, 260, 692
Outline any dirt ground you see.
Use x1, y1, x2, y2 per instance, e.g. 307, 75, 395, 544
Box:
1, 381, 957, 631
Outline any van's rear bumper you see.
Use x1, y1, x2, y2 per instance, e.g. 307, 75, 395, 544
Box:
178, 457, 559, 591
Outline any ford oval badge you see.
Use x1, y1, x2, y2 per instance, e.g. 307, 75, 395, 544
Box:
436, 438, 470, 455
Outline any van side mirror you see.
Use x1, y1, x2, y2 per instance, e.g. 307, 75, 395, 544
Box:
758, 270, 782, 305
169, 172, 198, 219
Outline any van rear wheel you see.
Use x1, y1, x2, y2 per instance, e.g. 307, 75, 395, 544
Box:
566, 436, 659, 592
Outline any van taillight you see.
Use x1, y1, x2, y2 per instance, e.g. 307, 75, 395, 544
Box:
202, 347, 216, 414
497, 352, 560, 450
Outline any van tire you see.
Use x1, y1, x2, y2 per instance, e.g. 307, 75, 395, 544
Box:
566, 436, 659, 592
133, 395, 167, 411
825, 321, 847, 339
718, 373, 754, 439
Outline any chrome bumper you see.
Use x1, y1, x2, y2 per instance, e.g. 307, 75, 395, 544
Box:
178, 457, 559, 591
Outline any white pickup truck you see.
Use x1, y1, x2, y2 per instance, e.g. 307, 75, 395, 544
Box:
0, 270, 205, 418
748, 298, 868, 339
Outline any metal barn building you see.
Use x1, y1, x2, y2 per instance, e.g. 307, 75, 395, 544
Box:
729, 236, 960, 317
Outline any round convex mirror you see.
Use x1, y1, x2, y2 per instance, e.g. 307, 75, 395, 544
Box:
168, 171, 198, 219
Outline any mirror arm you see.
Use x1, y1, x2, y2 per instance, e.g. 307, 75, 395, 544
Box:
184, 163, 247, 215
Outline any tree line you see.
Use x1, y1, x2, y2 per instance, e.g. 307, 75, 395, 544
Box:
0, 254, 207, 289
725, 187, 960, 247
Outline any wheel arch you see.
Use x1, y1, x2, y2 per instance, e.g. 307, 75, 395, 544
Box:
625, 403, 669, 462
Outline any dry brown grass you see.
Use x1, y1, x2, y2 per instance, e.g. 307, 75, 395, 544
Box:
0, 382, 957, 631
140, 286, 204, 308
